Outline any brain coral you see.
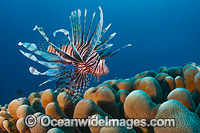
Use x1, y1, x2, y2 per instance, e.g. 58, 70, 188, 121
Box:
124, 90, 159, 121
167, 88, 196, 112
154, 99, 200, 133
138, 77, 163, 103
184, 66, 200, 93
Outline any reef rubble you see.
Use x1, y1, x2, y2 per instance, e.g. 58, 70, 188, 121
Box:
0, 62, 200, 133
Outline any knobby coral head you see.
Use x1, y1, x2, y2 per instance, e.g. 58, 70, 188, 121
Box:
18, 6, 132, 101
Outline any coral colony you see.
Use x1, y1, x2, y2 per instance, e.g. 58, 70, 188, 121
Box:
0, 7, 200, 133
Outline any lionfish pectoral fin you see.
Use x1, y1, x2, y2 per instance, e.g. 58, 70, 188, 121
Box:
19, 50, 63, 69
18, 42, 64, 62
39, 77, 60, 86
29, 67, 63, 77
33, 25, 80, 63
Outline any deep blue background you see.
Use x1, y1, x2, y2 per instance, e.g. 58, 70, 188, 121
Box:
1, 0, 200, 105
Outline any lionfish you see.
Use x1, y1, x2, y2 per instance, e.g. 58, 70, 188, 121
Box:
18, 7, 131, 100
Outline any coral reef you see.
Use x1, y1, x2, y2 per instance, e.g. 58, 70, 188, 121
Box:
1, 62, 200, 133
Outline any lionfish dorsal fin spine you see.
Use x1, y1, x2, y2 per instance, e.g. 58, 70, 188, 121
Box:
87, 25, 98, 46
110, 43, 132, 55
71, 12, 77, 43
69, 13, 74, 43
83, 6, 103, 61
100, 23, 112, 40
81, 9, 87, 45
85, 12, 96, 44
98, 44, 113, 57
96, 32, 116, 50
78, 9, 82, 44
73, 11, 78, 45
101, 44, 132, 59
53, 29, 84, 62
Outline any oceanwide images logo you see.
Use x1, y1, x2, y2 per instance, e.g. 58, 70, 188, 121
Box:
25, 114, 175, 129
25, 115, 37, 128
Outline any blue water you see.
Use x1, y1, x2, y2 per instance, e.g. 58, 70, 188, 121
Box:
0, 0, 200, 105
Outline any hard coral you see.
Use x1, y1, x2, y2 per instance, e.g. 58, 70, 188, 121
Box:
155, 99, 200, 133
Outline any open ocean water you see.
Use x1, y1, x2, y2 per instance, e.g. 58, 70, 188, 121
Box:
0, 0, 200, 105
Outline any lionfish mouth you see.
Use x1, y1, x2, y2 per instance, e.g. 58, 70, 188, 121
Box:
18, 6, 132, 101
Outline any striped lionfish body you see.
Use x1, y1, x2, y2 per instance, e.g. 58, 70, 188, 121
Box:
18, 7, 132, 100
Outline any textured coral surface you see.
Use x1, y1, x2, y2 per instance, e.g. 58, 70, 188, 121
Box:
0, 62, 200, 133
